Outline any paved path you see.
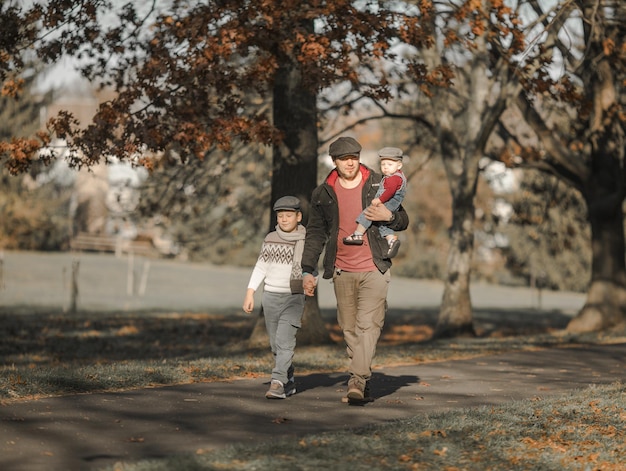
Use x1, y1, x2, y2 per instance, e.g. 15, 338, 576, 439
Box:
0, 343, 624, 471
1, 251, 615, 471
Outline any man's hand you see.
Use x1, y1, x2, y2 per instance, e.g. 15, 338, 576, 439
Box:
364, 203, 392, 222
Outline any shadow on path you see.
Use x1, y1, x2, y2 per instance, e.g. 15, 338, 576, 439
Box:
0, 343, 624, 471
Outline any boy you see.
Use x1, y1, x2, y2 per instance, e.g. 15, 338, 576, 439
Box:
243, 195, 306, 399
343, 146, 407, 258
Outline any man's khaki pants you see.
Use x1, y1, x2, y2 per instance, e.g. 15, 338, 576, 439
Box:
332, 269, 390, 384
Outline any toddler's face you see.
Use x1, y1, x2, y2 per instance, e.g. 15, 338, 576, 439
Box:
380, 158, 402, 176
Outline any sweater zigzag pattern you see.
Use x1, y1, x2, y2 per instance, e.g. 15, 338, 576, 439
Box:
258, 241, 294, 265
247, 232, 298, 293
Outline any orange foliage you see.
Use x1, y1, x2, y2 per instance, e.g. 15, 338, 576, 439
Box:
3, 0, 617, 179
0, 137, 52, 175
1, 78, 23, 97
6, 0, 437, 173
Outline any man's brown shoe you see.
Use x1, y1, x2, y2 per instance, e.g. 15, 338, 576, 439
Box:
347, 377, 364, 401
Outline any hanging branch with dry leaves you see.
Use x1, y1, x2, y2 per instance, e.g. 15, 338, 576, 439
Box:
1, 0, 437, 175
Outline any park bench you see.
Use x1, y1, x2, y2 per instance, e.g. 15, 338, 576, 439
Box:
69, 232, 159, 258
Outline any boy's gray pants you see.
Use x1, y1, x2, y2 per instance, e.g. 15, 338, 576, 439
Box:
262, 291, 305, 384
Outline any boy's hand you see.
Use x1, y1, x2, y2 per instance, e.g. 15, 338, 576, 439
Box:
243, 289, 255, 313
303, 273, 317, 296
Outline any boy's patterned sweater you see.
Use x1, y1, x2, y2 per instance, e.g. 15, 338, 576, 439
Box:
247, 232, 297, 294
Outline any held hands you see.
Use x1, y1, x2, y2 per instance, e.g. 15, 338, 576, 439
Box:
303, 273, 317, 297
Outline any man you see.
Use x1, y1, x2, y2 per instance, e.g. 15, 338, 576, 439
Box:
301, 136, 409, 403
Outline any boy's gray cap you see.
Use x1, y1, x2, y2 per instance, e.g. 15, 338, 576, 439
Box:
378, 147, 403, 160
273, 195, 301, 211
329, 137, 362, 158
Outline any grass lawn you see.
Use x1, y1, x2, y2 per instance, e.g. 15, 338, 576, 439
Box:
99, 382, 625, 471
1, 305, 624, 470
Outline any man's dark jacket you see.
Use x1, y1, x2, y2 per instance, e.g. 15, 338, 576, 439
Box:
301, 164, 409, 279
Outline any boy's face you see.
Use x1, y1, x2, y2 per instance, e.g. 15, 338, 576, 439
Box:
380, 158, 402, 176
276, 210, 302, 232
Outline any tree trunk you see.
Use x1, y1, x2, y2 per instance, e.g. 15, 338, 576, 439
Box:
571, 279, 626, 332
568, 36, 626, 332
247, 308, 270, 350
436, 224, 476, 337
247, 292, 332, 349
269, 38, 318, 228
568, 139, 626, 332
435, 153, 478, 338
428, 30, 503, 338
568, 209, 626, 332
297, 292, 333, 345
248, 19, 330, 346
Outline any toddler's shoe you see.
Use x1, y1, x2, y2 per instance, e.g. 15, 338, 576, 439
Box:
386, 238, 401, 258
343, 233, 364, 245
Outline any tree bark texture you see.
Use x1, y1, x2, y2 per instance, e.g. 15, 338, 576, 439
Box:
567, 11, 626, 332
436, 136, 479, 338
247, 292, 332, 350
568, 207, 626, 331
270, 45, 318, 228
569, 126, 626, 332
249, 20, 329, 347
297, 292, 333, 345
432, 36, 500, 338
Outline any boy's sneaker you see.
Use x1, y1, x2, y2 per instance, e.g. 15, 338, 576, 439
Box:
266, 379, 286, 399
265, 379, 296, 399
284, 377, 297, 397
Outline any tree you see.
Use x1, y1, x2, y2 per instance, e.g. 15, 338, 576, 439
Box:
260, 18, 332, 345
502, 169, 591, 293
2, 1, 430, 345
504, 0, 626, 332
1, 1, 416, 169
0, 65, 71, 250
387, 0, 623, 336
382, 0, 528, 337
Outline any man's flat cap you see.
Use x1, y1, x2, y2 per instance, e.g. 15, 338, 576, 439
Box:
329, 137, 362, 158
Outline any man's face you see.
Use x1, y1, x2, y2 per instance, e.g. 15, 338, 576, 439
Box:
333, 155, 360, 180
